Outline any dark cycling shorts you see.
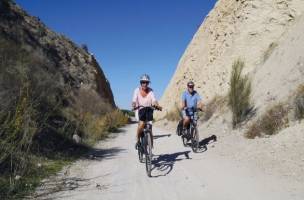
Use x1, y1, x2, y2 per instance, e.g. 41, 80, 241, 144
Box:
138, 107, 154, 121
182, 109, 194, 118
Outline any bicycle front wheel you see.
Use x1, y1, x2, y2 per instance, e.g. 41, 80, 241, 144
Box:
138, 137, 144, 163
191, 127, 199, 153
145, 131, 153, 177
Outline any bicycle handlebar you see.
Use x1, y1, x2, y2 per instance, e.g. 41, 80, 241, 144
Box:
183, 107, 203, 112
132, 105, 162, 111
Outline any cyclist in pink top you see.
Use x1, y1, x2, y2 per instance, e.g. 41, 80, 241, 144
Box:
132, 74, 162, 149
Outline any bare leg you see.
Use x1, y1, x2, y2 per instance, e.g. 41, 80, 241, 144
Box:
183, 116, 190, 129
137, 121, 145, 142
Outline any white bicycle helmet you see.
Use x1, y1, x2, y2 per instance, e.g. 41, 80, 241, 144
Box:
140, 74, 150, 82
187, 81, 195, 87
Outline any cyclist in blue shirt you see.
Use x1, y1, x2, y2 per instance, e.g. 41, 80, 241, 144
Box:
181, 81, 204, 131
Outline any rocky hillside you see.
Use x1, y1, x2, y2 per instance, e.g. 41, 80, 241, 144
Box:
0, 0, 115, 106
158, 0, 304, 118
0, 2, 125, 198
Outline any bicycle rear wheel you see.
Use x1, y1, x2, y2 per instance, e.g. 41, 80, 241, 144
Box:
191, 127, 199, 153
145, 131, 153, 177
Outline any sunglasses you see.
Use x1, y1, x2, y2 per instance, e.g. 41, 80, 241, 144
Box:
188, 85, 194, 88
140, 81, 150, 85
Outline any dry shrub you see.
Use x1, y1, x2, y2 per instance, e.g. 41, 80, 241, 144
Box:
82, 109, 128, 141
201, 95, 227, 121
68, 88, 112, 120
245, 104, 289, 139
294, 84, 304, 120
165, 104, 181, 121
0, 34, 128, 198
0, 37, 71, 198
228, 59, 253, 128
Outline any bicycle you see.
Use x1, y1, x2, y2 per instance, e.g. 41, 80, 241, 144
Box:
134, 105, 161, 177
178, 107, 202, 153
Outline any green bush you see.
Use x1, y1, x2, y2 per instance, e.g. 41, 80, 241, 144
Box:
121, 109, 135, 117
228, 59, 252, 128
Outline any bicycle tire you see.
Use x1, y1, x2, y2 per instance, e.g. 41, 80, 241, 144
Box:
191, 127, 199, 153
138, 137, 144, 163
181, 135, 188, 147
145, 131, 152, 177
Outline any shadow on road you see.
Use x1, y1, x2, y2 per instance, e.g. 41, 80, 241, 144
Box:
84, 147, 126, 161
31, 173, 112, 200
199, 135, 217, 146
151, 151, 191, 177
153, 134, 171, 139
183, 134, 217, 153
29, 147, 125, 199
197, 134, 217, 153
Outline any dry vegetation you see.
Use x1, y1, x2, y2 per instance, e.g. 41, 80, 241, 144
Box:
245, 84, 304, 139
0, 37, 128, 198
245, 103, 289, 139
228, 59, 253, 128
294, 84, 304, 121
164, 104, 181, 121
201, 95, 227, 122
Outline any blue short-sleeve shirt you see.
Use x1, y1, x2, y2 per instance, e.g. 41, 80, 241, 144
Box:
182, 90, 202, 108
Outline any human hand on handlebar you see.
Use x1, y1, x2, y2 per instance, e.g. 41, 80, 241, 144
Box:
155, 105, 162, 111
132, 105, 162, 111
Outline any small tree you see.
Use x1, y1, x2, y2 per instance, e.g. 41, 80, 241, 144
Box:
228, 59, 252, 128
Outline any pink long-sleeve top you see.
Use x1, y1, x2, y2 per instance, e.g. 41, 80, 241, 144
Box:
132, 87, 156, 108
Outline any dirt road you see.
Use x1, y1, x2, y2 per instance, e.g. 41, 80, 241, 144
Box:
33, 123, 304, 200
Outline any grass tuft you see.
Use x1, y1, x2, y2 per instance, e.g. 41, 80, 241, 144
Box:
165, 104, 181, 122
294, 85, 304, 121
245, 104, 289, 139
201, 95, 227, 122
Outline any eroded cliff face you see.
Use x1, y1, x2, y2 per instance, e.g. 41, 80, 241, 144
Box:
0, 1, 115, 106
159, 0, 304, 118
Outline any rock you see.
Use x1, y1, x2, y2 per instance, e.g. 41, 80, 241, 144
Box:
72, 134, 82, 144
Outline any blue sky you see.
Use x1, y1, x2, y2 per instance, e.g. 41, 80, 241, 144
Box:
16, 0, 217, 109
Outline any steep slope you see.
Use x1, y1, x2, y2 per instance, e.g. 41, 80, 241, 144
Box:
0, 1, 115, 106
252, 14, 304, 112
0, 2, 122, 198
159, 0, 304, 118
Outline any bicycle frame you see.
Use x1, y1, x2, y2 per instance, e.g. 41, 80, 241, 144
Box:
181, 108, 200, 152
134, 106, 160, 177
